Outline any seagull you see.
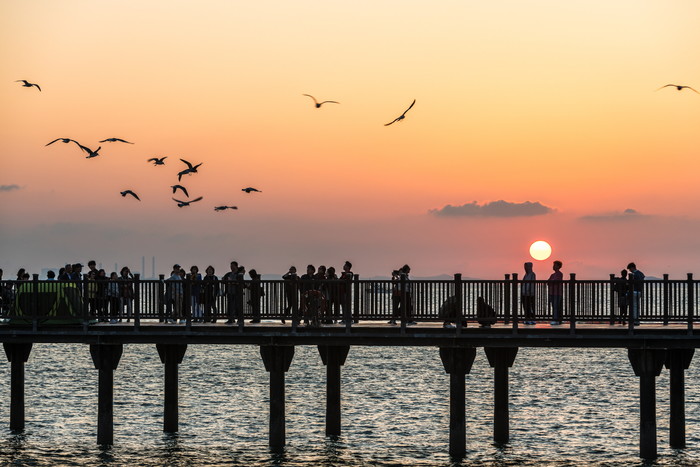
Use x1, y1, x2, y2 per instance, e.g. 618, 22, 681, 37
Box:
16, 80, 41, 91
303, 94, 339, 108
173, 196, 203, 207
177, 159, 203, 181
171, 184, 189, 197
384, 99, 416, 126
99, 138, 134, 144
120, 190, 140, 201
73, 141, 101, 158
148, 157, 167, 165
214, 205, 238, 211
657, 84, 699, 94
242, 187, 262, 193
45, 138, 77, 146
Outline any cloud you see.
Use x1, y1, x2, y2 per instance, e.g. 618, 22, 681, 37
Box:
430, 200, 554, 217
0, 184, 21, 192
579, 208, 648, 222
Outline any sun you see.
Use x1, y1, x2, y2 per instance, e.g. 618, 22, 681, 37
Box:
529, 240, 552, 261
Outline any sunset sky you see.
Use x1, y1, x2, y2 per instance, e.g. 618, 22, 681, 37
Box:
1, 1, 699, 279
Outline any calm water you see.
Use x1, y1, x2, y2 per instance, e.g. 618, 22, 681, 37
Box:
0, 343, 698, 466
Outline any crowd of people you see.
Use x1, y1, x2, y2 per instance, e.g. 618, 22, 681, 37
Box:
1, 259, 647, 326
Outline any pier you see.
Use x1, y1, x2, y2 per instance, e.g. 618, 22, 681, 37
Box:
1, 274, 699, 460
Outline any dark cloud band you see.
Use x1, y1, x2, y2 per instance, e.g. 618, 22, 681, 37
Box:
431, 200, 553, 217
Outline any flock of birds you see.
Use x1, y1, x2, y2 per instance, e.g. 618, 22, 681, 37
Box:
15, 79, 697, 212
17, 82, 424, 212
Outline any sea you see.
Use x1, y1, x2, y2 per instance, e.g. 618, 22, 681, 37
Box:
0, 344, 698, 466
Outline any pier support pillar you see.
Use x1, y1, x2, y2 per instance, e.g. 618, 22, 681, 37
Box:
260, 345, 295, 451
90, 344, 123, 446
628, 348, 666, 459
484, 347, 518, 444
318, 345, 350, 437
3, 343, 33, 431
156, 344, 188, 433
665, 349, 694, 449
439, 347, 476, 459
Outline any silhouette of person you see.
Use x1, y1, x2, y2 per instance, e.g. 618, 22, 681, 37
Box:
547, 260, 563, 325
627, 262, 645, 325
247, 269, 263, 323
202, 265, 219, 323
339, 261, 355, 324
398, 264, 415, 325
522, 262, 536, 325
282, 266, 299, 323
389, 269, 401, 325
613, 269, 629, 325
223, 261, 239, 324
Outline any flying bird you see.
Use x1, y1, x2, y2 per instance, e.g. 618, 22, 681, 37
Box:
46, 138, 77, 146
16, 80, 41, 91
120, 190, 140, 201
148, 157, 167, 165
73, 141, 101, 158
173, 196, 203, 207
177, 159, 203, 181
657, 84, 699, 94
171, 184, 189, 197
242, 187, 262, 193
99, 138, 134, 144
303, 94, 339, 108
214, 206, 238, 211
384, 99, 416, 126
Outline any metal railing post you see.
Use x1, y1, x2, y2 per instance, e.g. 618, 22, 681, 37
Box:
32, 274, 39, 332
134, 274, 141, 330
353, 274, 360, 326
503, 274, 510, 325
454, 274, 462, 333
158, 274, 165, 323
511, 273, 519, 330
687, 273, 694, 334
609, 274, 616, 326
663, 274, 669, 326
568, 273, 576, 333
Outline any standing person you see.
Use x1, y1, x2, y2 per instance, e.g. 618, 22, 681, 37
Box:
96, 269, 108, 322
339, 261, 355, 324
166, 269, 184, 323
119, 266, 134, 322
58, 265, 71, 281
188, 265, 203, 322
323, 266, 339, 323
282, 266, 299, 324
87, 260, 99, 277
547, 260, 564, 325
522, 262, 536, 325
627, 262, 645, 326
106, 272, 121, 323
613, 269, 629, 325
314, 266, 328, 321
222, 261, 239, 324
202, 266, 219, 323
300, 265, 316, 324
389, 269, 401, 325
398, 264, 415, 325
70, 263, 83, 282
86, 270, 98, 320
247, 269, 263, 323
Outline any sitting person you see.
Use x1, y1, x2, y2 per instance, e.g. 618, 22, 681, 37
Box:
476, 296, 497, 328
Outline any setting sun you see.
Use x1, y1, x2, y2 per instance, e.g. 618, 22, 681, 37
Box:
529, 241, 552, 261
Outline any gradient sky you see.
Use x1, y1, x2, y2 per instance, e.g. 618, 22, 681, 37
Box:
1, 1, 699, 279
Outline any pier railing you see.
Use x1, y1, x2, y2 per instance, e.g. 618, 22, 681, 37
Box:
0, 274, 697, 329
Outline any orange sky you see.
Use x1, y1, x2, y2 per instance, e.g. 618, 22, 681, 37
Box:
1, 1, 699, 279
